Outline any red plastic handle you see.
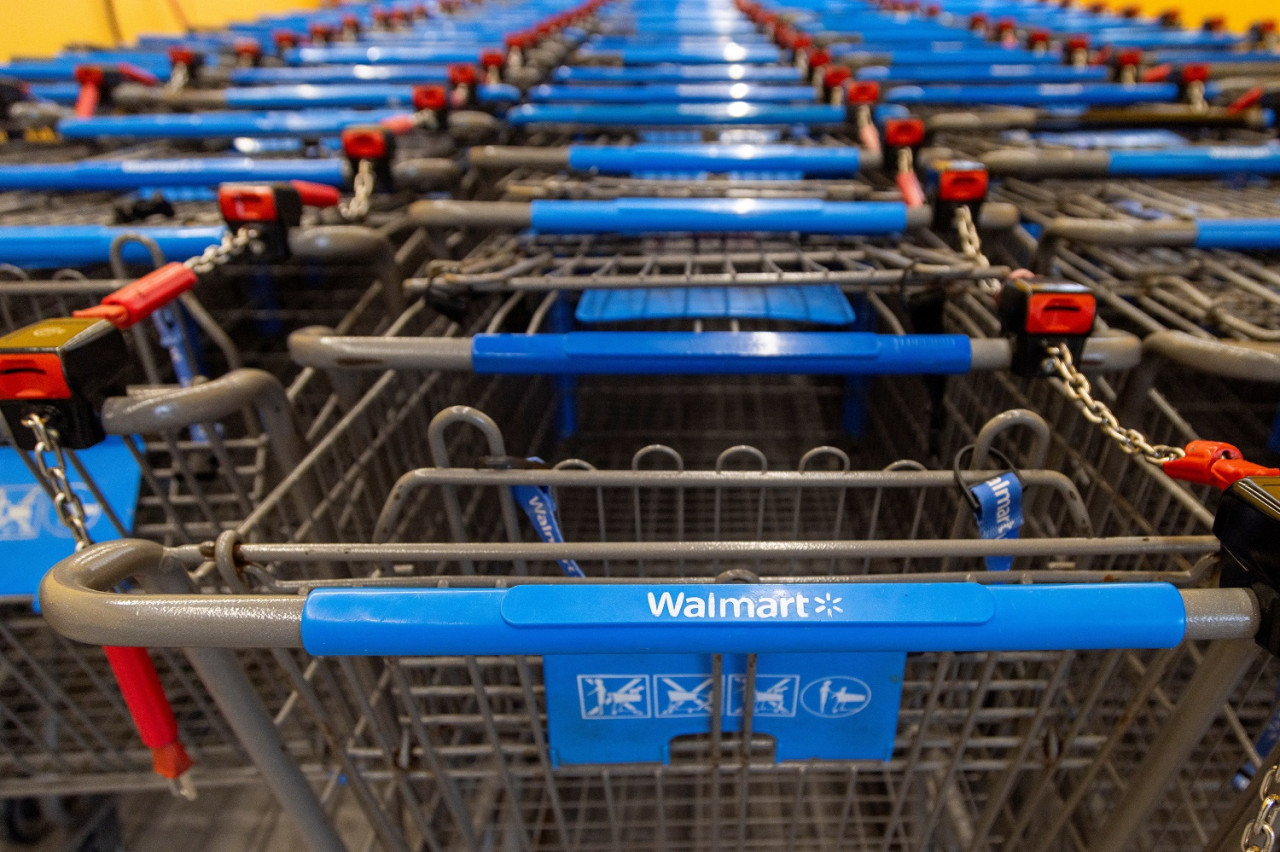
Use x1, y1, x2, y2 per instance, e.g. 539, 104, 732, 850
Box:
74, 262, 198, 329
103, 645, 193, 779
74, 82, 100, 119
291, 180, 341, 208
1163, 440, 1280, 489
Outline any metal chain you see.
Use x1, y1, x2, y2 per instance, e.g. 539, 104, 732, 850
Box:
21, 413, 93, 550
339, 159, 376, 222
953, 204, 1002, 297
1243, 766, 1280, 852
183, 227, 255, 275
1046, 343, 1186, 464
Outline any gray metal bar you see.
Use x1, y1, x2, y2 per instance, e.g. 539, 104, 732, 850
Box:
981, 149, 1111, 179
39, 539, 304, 648
1086, 638, 1260, 852
389, 157, 461, 191
469, 145, 572, 170
408, 199, 535, 229
287, 326, 473, 370
1033, 217, 1199, 274
137, 556, 345, 852
288, 225, 405, 317
1143, 330, 1280, 383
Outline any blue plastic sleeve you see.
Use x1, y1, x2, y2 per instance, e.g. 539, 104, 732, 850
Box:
530, 198, 907, 234
26, 83, 80, 104
507, 103, 847, 127
222, 84, 419, 109
0, 225, 226, 268
1108, 146, 1280, 176
856, 64, 1110, 84
58, 109, 404, 139
469, 332, 971, 375
1194, 219, 1280, 250
300, 582, 1188, 656
289, 45, 492, 65
552, 65, 803, 83
530, 83, 817, 104
578, 45, 782, 64
566, 144, 862, 175
229, 64, 450, 85
477, 83, 522, 104
886, 82, 1180, 107
0, 158, 346, 191
831, 47, 1059, 65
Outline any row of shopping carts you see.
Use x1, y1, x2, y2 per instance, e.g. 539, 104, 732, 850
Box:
5, 0, 1280, 848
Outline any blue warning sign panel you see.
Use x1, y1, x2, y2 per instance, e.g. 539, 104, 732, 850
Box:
544, 651, 904, 766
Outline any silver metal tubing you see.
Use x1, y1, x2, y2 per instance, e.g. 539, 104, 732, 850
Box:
39, 539, 304, 649
288, 225, 405, 317
103, 369, 306, 470
981, 148, 1111, 179
1086, 638, 1261, 852
287, 326, 474, 371
390, 157, 461, 191
408, 198, 535, 229
1033, 217, 1199, 274
468, 145, 572, 170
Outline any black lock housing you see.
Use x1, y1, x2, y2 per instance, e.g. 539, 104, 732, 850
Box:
0, 318, 130, 450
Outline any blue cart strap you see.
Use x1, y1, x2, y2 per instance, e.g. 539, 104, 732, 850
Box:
969, 473, 1023, 571
512, 458, 583, 578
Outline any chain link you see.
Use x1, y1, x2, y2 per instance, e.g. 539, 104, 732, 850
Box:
21, 413, 93, 550
953, 204, 1003, 297
339, 158, 376, 222
183, 227, 255, 275
1243, 767, 1280, 852
1046, 343, 1186, 464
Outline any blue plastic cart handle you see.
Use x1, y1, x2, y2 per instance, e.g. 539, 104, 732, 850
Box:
470, 331, 966, 375
229, 64, 451, 85
832, 47, 1061, 65
552, 64, 803, 83
530, 83, 817, 104
0, 158, 346, 191
1088, 29, 1242, 49
886, 82, 1183, 107
288, 45, 495, 65
223, 84, 420, 109
857, 65, 1111, 84
577, 45, 782, 64
1195, 220, 1280, 250
0, 226, 225, 268
508, 103, 846, 128
1108, 146, 1280, 176
566, 144, 863, 175
529, 198, 907, 234
300, 582, 1187, 656
58, 109, 404, 140
26, 83, 80, 104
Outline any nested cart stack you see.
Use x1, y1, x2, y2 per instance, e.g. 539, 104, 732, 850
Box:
9, 0, 1280, 848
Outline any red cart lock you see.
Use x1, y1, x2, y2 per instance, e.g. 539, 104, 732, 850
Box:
74, 63, 158, 118
997, 279, 1096, 377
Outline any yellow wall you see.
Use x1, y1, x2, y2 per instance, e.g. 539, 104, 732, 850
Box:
0, 0, 1269, 61
0, 0, 321, 62
1127, 0, 1268, 33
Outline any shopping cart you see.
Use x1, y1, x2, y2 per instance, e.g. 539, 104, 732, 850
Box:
32, 396, 1280, 851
